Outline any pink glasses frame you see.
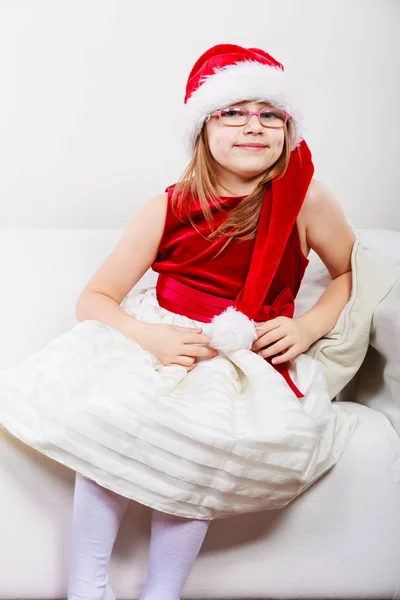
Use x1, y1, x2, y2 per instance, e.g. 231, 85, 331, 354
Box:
206, 106, 292, 128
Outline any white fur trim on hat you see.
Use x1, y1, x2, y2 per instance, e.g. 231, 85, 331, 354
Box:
182, 60, 304, 157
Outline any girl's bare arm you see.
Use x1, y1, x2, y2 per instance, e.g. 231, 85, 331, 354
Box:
296, 179, 357, 343
75, 192, 168, 340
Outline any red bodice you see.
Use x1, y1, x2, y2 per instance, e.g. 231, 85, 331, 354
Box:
152, 184, 309, 309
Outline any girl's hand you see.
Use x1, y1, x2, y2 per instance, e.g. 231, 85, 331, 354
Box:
251, 317, 313, 365
132, 322, 218, 372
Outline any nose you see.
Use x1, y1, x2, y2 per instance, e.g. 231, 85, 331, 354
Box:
244, 113, 264, 132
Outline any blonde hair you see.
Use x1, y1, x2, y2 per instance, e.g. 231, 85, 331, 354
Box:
170, 115, 299, 255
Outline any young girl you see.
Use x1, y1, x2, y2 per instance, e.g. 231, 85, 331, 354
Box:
0, 44, 358, 600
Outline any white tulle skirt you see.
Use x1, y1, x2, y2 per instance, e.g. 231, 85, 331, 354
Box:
0, 286, 358, 520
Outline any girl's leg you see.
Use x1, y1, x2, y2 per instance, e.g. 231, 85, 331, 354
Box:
139, 509, 210, 600
67, 472, 130, 600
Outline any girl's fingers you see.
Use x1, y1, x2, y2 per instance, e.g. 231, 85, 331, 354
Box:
182, 344, 217, 358
182, 333, 212, 345
172, 356, 195, 367
174, 325, 203, 333
253, 329, 284, 350
258, 338, 289, 358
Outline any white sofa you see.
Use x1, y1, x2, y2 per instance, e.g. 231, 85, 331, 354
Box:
0, 227, 399, 600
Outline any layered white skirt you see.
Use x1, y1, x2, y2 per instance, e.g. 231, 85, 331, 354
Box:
0, 286, 359, 520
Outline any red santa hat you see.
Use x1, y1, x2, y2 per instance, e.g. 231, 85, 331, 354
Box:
182, 43, 304, 156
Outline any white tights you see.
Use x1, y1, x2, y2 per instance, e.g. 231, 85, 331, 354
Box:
67, 473, 210, 600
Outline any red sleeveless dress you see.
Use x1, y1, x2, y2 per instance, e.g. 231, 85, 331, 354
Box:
152, 183, 310, 399
153, 184, 309, 306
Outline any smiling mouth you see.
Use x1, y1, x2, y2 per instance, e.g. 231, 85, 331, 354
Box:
235, 145, 267, 151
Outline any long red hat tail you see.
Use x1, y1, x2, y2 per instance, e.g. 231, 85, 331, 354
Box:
236, 140, 314, 319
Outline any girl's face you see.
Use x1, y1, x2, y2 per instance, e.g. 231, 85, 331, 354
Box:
204, 100, 285, 195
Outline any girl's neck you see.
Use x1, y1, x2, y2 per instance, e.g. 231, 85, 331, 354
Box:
215, 185, 250, 198
214, 176, 265, 198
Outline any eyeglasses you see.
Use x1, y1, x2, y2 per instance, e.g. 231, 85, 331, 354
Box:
206, 106, 291, 128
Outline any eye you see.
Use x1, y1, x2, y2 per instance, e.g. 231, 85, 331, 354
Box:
260, 109, 286, 122
260, 111, 278, 120
221, 107, 246, 118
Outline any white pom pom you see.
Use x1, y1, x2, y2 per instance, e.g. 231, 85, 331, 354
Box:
202, 306, 257, 353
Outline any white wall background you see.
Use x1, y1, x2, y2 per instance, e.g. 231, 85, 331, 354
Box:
0, 0, 399, 229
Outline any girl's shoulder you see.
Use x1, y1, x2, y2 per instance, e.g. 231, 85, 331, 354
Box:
164, 183, 181, 209
165, 183, 176, 196
299, 178, 341, 225
163, 182, 196, 220
300, 178, 357, 278
302, 177, 326, 207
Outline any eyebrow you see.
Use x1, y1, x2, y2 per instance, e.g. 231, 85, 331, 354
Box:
237, 100, 275, 108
